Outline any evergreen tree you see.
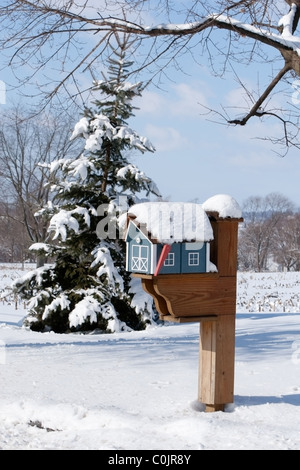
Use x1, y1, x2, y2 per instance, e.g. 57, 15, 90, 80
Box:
13, 34, 160, 333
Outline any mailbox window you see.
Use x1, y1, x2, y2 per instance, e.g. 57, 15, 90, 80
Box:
164, 252, 175, 267
188, 252, 200, 266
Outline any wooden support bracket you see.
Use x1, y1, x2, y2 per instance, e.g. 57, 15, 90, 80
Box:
160, 315, 218, 323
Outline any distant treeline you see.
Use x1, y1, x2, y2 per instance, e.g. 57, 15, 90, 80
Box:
238, 192, 300, 272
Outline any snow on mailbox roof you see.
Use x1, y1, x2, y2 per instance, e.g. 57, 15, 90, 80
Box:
127, 201, 213, 244
202, 194, 242, 219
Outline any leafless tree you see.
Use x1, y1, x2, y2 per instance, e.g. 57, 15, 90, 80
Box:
1, 1, 300, 151
0, 105, 81, 265
238, 192, 294, 271
0, 202, 29, 262
272, 212, 300, 270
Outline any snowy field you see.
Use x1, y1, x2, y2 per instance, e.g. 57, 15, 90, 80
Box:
0, 264, 300, 450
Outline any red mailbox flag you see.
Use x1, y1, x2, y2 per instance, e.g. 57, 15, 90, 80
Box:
154, 244, 172, 276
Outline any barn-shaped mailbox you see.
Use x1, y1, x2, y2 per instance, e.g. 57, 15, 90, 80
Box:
125, 201, 214, 276
124, 195, 243, 412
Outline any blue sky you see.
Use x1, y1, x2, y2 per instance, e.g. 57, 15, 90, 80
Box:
2, 60, 300, 210
130, 63, 300, 209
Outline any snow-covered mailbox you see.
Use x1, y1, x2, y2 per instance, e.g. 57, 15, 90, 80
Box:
125, 202, 212, 276
124, 194, 243, 412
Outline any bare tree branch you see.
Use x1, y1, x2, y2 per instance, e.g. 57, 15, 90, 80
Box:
228, 62, 292, 125
1, 1, 300, 150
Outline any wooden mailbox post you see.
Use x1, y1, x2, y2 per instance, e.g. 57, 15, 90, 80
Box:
124, 197, 243, 412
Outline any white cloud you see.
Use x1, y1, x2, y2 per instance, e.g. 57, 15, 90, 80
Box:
135, 90, 164, 114
169, 82, 211, 117
145, 124, 187, 151
228, 148, 279, 169
136, 80, 212, 119
225, 86, 252, 110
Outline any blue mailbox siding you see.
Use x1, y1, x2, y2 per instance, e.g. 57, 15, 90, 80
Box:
126, 221, 208, 275
157, 242, 207, 274
156, 244, 180, 274
181, 242, 207, 273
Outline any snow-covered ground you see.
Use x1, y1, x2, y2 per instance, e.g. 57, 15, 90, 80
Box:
0, 264, 299, 450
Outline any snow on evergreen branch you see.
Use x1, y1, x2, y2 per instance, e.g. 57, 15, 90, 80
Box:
42, 294, 71, 320
113, 127, 155, 152
91, 242, 124, 290
69, 295, 101, 328
117, 164, 148, 182
29, 243, 55, 256
49, 207, 91, 241
116, 164, 161, 196
67, 155, 96, 180
70, 113, 155, 154
12, 266, 50, 290
70, 117, 90, 140
68, 293, 131, 332
93, 79, 143, 95
49, 158, 71, 173
129, 276, 154, 317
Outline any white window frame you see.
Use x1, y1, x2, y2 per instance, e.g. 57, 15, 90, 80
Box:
188, 252, 200, 266
164, 252, 175, 266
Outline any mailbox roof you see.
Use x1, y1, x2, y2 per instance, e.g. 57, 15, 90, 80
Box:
202, 194, 242, 219
126, 201, 213, 244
